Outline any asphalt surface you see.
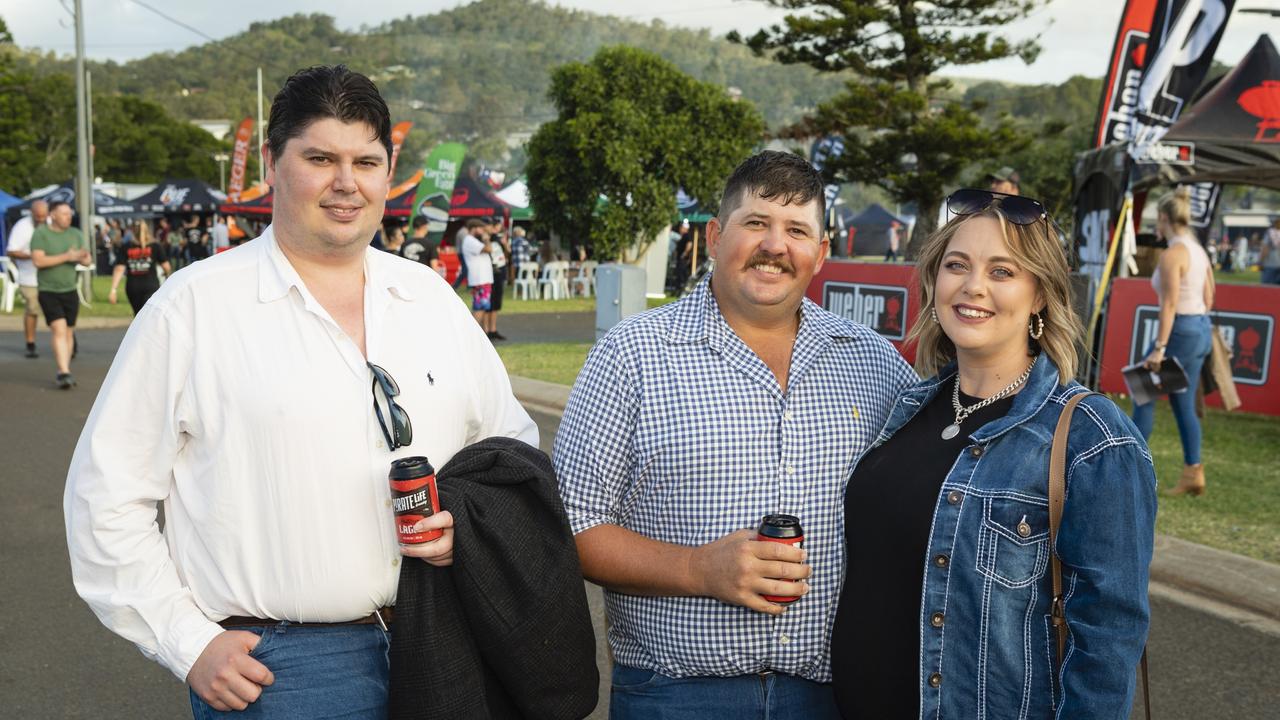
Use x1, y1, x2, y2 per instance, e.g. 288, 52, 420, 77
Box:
2, 327, 1276, 719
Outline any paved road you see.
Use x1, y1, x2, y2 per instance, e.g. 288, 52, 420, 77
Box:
2, 327, 1275, 718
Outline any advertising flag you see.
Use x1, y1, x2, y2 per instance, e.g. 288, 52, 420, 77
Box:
409, 142, 468, 228
227, 117, 254, 200
388, 121, 414, 178
1093, 0, 1162, 148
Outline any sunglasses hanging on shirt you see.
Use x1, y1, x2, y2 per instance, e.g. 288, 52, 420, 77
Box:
368, 362, 413, 450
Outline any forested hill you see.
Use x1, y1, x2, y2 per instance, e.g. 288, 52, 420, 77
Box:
16, 0, 847, 177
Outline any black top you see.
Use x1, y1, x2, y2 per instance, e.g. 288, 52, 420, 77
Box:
113, 241, 169, 293
831, 375, 1015, 719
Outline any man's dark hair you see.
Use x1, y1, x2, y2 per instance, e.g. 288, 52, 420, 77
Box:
718, 151, 824, 229
48, 200, 71, 213
267, 65, 393, 164
411, 216, 429, 230
465, 218, 485, 230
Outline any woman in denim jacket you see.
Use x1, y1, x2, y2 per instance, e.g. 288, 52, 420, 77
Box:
830, 190, 1157, 719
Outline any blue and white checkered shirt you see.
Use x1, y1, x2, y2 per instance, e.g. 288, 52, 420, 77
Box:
511, 235, 533, 267
553, 274, 917, 682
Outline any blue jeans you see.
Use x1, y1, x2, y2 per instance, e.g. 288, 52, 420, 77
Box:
609, 664, 841, 720
189, 623, 389, 719
1132, 313, 1213, 465
1262, 267, 1280, 285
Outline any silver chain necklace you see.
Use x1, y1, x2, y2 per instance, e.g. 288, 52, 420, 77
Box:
941, 362, 1035, 440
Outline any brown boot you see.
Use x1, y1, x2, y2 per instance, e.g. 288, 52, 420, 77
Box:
1169, 464, 1206, 497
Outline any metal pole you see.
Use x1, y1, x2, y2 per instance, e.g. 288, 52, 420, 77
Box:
73, 0, 93, 262
257, 67, 265, 184
86, 69, 95, 193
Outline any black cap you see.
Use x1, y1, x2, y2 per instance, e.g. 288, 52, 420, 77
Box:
758, 514, 803, 540
389, 456, 435, 480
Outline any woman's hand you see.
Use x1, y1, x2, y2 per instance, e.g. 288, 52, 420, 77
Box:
108, 287, 118, 305
1143, 346, 1165, 371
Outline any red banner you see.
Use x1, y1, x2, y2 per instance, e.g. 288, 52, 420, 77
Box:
1099, 279, 1280, 415
389, 121, 414, 178
227, 117, 254, 200
1093, 0, 1162, 147
807, 261, 920, 363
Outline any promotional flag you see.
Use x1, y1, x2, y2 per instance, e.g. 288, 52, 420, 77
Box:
1128, 0, 1236, 242
1129, 0, 1237, 154
809, 136, 845, 208
409, 142, 468, 230
388, 121, 414, 178
227, 117, 254, 200
1093, 0, 1162, 148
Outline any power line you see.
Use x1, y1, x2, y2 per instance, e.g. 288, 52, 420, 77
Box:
125, 0, 220, 44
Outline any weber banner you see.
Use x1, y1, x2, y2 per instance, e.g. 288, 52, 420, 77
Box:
227, 117, 254, 200
807, 261, 920, 362
388, 121, 414, 178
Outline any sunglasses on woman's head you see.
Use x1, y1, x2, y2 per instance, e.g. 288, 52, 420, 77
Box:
946, 188, 1047, 226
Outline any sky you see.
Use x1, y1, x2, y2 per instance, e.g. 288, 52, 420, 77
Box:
5, 0, 1280, 85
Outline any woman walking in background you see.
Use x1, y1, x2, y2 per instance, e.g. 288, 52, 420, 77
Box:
109, 221, 171, 315
831, 189, 1155, 718
1134, 189, 1214, 496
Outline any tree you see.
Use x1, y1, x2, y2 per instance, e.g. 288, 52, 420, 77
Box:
732, 0, 1048, 256
526, 46, 764, 262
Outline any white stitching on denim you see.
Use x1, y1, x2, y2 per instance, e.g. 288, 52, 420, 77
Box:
1018, 576, 1038, 720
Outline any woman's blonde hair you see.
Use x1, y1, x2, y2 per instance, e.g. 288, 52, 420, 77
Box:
1157, 187, 1192, 228
908, 207, 1084, 383
135, 220, 152, 247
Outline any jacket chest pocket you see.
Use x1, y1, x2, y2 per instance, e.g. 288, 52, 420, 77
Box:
977, 496, 1050, 589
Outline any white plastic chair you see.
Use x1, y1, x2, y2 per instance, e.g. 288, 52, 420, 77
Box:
1, 256, 20, 313
513, 262, 539, 300
538, 261, 571, 300
571, 260, 598, 298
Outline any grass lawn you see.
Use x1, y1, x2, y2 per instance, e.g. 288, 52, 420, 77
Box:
0, 275, 135, 320
1111, 395, 1280, 563
495, 341, 593, 387
453, 287, 674, 314
499, 340, 1280, 563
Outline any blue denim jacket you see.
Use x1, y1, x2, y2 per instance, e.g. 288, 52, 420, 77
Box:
863, 354, 1157, 720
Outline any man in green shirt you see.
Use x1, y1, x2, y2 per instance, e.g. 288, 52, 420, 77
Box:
30, 201, 90, 389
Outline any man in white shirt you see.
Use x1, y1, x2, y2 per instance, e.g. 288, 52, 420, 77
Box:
5, 199, 48, 358
210, 213, 231, 253
460, 217, 494, 328
64, 65, 537, 718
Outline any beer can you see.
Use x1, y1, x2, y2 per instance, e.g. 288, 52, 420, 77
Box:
757, 514, 804, 604
389, 456, 442, 544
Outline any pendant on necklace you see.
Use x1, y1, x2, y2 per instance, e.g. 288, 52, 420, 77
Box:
941, 424, 961, 440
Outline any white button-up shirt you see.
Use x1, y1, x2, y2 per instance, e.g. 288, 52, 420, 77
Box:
64, 227, 537, 681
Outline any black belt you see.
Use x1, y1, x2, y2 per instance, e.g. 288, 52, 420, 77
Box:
218, 607, 393, 631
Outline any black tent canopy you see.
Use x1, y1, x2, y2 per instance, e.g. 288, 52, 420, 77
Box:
847, 203, 906, 256
1130, 35, 1280, 190
4, 181, 141, 229
131, 179, 227, 214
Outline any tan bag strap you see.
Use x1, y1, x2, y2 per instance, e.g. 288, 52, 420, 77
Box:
1049, 391, 1151, 719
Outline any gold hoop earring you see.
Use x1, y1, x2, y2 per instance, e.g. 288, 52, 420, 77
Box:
1029, 312, 1045, 340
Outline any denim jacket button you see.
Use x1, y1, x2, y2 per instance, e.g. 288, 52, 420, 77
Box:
928, 672, 943, 688
947, 490, 963, 505
1017, 520, 1032, 537
934, 554, 950, 568
930, 612, 945, 627
969, 446, 984, 458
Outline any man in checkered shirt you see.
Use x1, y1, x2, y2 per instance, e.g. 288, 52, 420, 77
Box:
554, 151, 917, 718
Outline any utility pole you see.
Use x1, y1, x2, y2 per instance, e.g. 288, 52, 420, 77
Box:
86, 69, 95, 195
73, 0, 93, 262
257, 67, 265, 184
